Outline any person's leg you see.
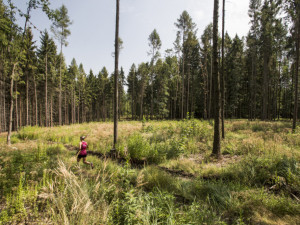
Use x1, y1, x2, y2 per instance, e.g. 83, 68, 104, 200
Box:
83, 157, 93, 168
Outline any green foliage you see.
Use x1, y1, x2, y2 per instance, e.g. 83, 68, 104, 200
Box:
1, 120, 300, 224
141, 166, 178, 192
127, 133, 150, 160
178, 200, 221, 224
16, 126, 40, 140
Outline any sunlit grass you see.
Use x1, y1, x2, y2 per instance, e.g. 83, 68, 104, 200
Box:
1, 119, 300, 224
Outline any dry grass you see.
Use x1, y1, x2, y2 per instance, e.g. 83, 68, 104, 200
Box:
1, 120, 300, 224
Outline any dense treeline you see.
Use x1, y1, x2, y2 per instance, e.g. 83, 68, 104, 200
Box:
0, 0, 299, 134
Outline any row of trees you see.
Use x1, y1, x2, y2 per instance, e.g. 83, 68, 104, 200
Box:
0, 0, 299, 144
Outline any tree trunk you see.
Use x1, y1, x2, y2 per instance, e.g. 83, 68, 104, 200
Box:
221, 0, 225, 139
131, 79, 134, 120
212, 0, 221, 157
113, 0, 120, 149
174, 74, 179, 119
7, 63, 16, 145
291, 64, 294, 120
262, 49, 269, 120
3, 71, 6, 132
15, 81, 18, 130
26, 71, 29, 126
72, 87, 74, 124
51, 92, 53, 127
19, 95, 22, 127
186, 64, 190, 115
78, 89, 80, 123
208, 51, 213, 119
292, 15, 300, 132
181, 55, 185, 119
202, 57, 208, 120
34, 75, 38, 126
65, 90, 68, 125
39, 102, 42, 126
45, 54, 48, 127
59, 43, 62, 126
151, 71, 154, 120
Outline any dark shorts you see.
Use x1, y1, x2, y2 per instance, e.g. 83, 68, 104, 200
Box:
77, 154, 87, 159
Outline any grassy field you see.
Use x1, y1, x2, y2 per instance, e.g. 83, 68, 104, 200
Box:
0, 119, 299, 224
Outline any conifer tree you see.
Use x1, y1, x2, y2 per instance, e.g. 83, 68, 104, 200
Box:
175, 11, 196, 119
37, 30, 56, 127
212, 0, 221, 157
51, 4, 72, 126
148, 29, 161, 119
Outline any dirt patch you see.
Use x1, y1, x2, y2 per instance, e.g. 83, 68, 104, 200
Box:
158, 166, 195, 178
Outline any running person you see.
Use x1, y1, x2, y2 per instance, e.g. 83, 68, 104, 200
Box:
77, 136, 93, 169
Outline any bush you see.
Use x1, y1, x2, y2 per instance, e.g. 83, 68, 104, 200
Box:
46, 144, 64, 157
16, 127, 40, 140
127, 133, 150, 160
141, 166, 178, 192
167, 137, 186, 159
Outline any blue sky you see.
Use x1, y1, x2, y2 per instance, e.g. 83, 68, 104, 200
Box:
8, 0, 250, 76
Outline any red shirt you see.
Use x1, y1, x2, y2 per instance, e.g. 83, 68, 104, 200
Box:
79, 141, 87, 155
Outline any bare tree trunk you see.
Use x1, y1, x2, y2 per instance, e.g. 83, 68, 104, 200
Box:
208, 51, 213, 119
151, 72, 154, 120
291, 64, 294, 120
191, 72, 195, 114
174, 74, 179, 119
26, 71, 29, 126
181, 56, 185, 119
212, 0, 221, 157
15, 81, 18, 130
65, 90, 67, 125
19, 95, 22, 127
113, 0, 120, 149
131, 80, 134, 120
262, 51, 269, 120
7, 63, 17, 145
78, 89, 80, 123
34, 75, 38, 126
278, 62, 281, 120
103, 93, 106, 121
140, 93, 144, 120
293, 15, 300, 132
71, 88, 74, 124
59, 43, 62, 126
50, 92, 53, 127
186, 64, 190, 115
74, 87, 76, 123
201, 58, 208, 120
3, 72, 6, 131
45, 54, 48, 127
39, 102, 42, 126
221, 0, 225, 139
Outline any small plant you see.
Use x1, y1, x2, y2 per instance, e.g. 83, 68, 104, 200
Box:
127, 133, 150, 160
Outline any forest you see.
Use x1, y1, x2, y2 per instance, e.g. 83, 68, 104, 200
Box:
0, 0, 298, 132
0, 0, 300, 224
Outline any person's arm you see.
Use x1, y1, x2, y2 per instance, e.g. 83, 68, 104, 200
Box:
76, 142, 82, 155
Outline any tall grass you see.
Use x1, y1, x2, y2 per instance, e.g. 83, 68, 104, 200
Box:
1, 120, 300, 224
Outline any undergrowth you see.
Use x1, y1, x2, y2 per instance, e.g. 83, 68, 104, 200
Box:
0, 120, 299, 224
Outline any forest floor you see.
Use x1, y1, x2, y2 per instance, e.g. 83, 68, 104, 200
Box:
0, 119, 300, 224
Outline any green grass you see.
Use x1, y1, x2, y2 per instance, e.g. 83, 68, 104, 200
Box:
0, 120, 300, 224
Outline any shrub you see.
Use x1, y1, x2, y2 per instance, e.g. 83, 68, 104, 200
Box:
167, 137, 186, 159
127, 133, 150, 160
141, 166, 178, 192
16, 127, 40, 140
46, 144, 64, 157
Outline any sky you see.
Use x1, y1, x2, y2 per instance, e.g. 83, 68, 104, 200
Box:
7, 0, 250, 76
